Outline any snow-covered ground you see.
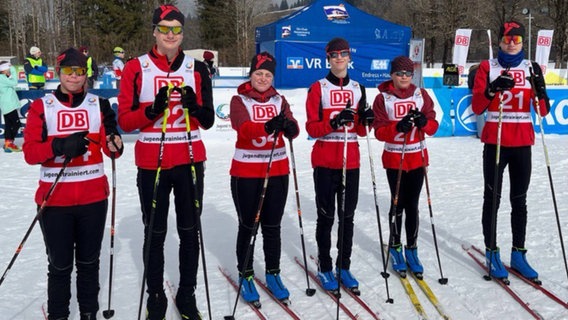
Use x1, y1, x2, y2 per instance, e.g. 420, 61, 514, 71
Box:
1, 131, 568, 320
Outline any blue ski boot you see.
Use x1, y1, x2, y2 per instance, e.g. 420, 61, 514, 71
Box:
265, 270, 290, 301
405, 246, 424, 278
317, 270, 339, 292
336, 268, 360, 295
239, 274, 260, 306
485, 247, 508, 279
389, 244, 407, 276
511, 247, 539, 281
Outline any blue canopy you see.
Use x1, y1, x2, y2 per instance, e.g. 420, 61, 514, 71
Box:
255, 0, 412, 88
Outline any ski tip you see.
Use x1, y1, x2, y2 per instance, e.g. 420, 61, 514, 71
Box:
306, 288, 317, 296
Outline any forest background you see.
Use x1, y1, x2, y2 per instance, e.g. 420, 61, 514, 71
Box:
0, 0, 567, 71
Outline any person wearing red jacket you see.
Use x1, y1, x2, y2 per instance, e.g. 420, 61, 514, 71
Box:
117, 4, 214, 319
305, 37, 374, 294
229, 52, 299, 304
372, 56, 438, 277
23, 47, 123, 320
472, 21, 550, 281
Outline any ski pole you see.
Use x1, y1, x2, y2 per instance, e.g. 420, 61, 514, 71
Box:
287, 138, 316, 297
0, 157, 70, 287
335, 99, 352, 320
137, 84, 174, 320
486, 89, 505, 281
103, 147, 117, 319
364, 124, 393, 303
385, 133, 408, 273
528, 67, 568, 283
417, 133, 448, 285
225, 132, 280, 320
182, 85, 212, 320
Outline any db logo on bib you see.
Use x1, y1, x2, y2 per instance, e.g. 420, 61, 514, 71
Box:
57, 110, 90, 132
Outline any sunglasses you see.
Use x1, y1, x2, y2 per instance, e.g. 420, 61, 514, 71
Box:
394, 71, 414, 77
155, 25, 183, 35
60, 66, 87, 76
114, 51, 124, 54
328, 50, 350, 59
501, 35, 523, 45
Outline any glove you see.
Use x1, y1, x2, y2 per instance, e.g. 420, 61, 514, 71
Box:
358, 106, 375, 125
264, 114, 286, 134
409, 109, 427, 129
52, 131, 90, 158
529, 73, 547, 99
489, 72, 515, 93
283, 119, 299, 139
145, 86, 170, 120
396, 114, 414, 133
181, 86, 199, 113
330, 108, 356, 130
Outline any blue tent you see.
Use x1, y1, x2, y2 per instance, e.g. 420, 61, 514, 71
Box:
255, 0, 412, 88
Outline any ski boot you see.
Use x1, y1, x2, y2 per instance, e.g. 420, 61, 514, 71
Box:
485, 247, 509, 280
511, 247, 540, 284
336, 268, 360, 296
265, 269, 290, 304
240, 274, 261, 308
405, 246, 424, 279
389, 244, 407, 277
176, 286, 203, 320
146, 290, 167, 320
317, 270, 339, 296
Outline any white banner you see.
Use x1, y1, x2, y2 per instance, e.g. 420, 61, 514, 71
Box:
409, 38, 425, 88
535, 29, 554, 75
452, 29, 472, 79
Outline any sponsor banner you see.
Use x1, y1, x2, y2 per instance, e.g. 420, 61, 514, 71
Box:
535, 30, 554, 75
5, 87, 567, 139
452, 29, 472, 83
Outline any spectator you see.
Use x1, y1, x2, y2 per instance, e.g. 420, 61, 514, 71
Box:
202, 51, 217, 78
22, 47, 123, 320
79, 46, 99, 88
229, 52, 299, 305
372, 56, 439, 277
24, 46, 48, 90
471, 20, 550, 281
117, 4, 214, 319
0, 61, 22, 152
305, 37, 373, 295
112, 46, 125, 88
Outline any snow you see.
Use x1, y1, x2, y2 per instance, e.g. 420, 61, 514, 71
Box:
1, 132, 568, 319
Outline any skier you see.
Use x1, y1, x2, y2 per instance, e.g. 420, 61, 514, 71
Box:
23, 47, 123, 320
305, 37, 374, 293
117, 4, 214, 319
372, 55, 438, 277
471, 21, 550, 280
229, 51, 300, 305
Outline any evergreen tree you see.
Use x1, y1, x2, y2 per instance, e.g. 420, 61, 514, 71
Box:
279, 0, 289, 10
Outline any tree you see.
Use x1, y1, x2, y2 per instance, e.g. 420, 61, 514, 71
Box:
279, 0, 289, 10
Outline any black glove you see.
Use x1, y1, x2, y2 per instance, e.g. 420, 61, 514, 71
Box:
330, 108, 355, 130
409, 109, 427, 129
283, 119, 299, 139
489, 72, 515, 93
358, 106, 375, 125
145, 86, 170, 120
529, 73, 547, 99
396, 114, 414, 133
181, 86, 199, 113
52, 131, 90, 158
264, 114, 286, 134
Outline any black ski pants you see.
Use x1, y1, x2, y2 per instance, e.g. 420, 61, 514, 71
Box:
231, 175, 288, 276
482, 144, 532, 249
39, 200, 107, 319
3, 109, 21, 141
137, 163, 204, 295
313, 167, 359, 272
